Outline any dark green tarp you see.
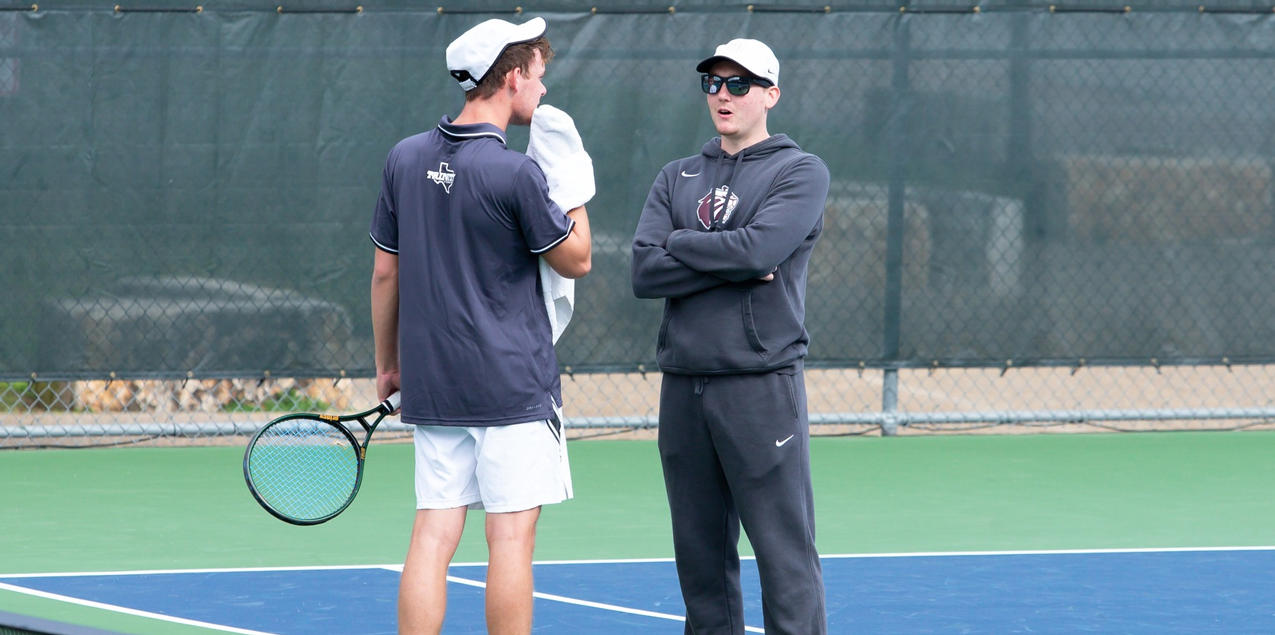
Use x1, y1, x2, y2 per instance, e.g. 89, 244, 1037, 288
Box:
4, 2, 1275, 379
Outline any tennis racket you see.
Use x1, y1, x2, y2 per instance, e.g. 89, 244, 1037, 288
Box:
243, 391, 400, 525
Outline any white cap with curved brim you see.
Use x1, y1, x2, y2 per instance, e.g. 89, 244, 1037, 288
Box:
696, 38, 780, 87
446, 17, 547, 91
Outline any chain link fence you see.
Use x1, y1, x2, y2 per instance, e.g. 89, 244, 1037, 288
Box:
5, 2, 1275, 447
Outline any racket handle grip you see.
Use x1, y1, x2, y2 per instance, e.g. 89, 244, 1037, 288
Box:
384, 391, 401, 413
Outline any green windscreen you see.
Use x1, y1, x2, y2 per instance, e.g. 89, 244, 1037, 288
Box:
5, 2, 1275, 380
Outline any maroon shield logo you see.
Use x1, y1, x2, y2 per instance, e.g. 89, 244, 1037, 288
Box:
696, 186, 739, 229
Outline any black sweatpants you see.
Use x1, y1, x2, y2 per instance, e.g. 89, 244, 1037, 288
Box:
658, 369, 827, 635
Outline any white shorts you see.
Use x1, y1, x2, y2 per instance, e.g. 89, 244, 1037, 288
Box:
413, 415, 573, 514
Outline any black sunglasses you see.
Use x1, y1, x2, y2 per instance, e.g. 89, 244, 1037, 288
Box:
701, 74, 773, 96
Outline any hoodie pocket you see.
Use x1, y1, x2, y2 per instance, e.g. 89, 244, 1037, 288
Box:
656, 298, 676, 351
742, 290, 769, 357
741, 277, 806, 364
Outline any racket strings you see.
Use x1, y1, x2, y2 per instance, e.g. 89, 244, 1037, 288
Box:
247, 419, 360, 522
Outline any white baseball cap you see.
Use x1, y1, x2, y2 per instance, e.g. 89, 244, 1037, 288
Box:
446, 17, 547, 91
696, 38, 780, 87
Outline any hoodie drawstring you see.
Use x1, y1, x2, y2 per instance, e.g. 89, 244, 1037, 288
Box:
710, 150, 746, 232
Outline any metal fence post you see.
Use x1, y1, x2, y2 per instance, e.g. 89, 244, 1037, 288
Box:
881, 367, 900, 436
881, 15, 912, 437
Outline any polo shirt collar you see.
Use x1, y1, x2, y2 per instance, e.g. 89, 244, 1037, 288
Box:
438, 116, 507, 145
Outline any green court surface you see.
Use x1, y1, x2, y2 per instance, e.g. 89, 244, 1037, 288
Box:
2, 431, 1274, 634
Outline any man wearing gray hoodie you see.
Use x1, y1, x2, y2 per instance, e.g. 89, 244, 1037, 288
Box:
631, 39, 830, 635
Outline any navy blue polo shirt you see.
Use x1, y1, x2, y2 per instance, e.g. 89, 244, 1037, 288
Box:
369, 117, 574, 427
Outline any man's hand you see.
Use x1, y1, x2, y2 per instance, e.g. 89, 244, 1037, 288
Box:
376, 371, 401, 412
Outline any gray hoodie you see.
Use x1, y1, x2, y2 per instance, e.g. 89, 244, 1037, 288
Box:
631, 134, 830, 375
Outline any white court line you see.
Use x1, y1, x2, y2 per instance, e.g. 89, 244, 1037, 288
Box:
505, 544, 1275, 567
0, 582, 281, 635
818, 545, 1275, 559
6, 545, 1274, 579
0, 563, 401, 579
377, 566, 765, 633
443, 574, 769, 634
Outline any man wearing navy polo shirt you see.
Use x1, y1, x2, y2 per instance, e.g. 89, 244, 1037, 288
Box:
368, 17, 592, 635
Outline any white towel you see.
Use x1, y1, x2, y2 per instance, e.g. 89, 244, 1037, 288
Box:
527, 105, 594, 344
538, 258, 574, 344
528, 105, 595, 210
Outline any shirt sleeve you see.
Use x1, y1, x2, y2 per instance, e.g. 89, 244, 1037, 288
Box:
664, 155, 829, 282
630, 165, 731, 299
512, 159, 574, 254
369, 147, 400, 254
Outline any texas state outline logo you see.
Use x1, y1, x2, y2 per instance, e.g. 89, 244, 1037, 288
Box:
427, 162, 455, 193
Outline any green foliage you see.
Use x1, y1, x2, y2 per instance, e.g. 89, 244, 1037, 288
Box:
0, 382, 24, 411
0, 381, 70, 413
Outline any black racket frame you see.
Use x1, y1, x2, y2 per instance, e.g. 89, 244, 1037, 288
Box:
242, 393, 399, 525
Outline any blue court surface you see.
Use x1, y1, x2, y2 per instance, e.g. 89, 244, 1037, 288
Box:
3, 548, 1274, 634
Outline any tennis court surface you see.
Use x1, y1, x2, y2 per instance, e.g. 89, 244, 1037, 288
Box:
3, 548, 1275, 634
3, 433, 1274, 633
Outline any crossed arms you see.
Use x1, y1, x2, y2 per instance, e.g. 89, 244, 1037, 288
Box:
631, 156, 829, 299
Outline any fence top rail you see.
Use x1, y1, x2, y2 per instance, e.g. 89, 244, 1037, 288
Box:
10, 2, 1275, 15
